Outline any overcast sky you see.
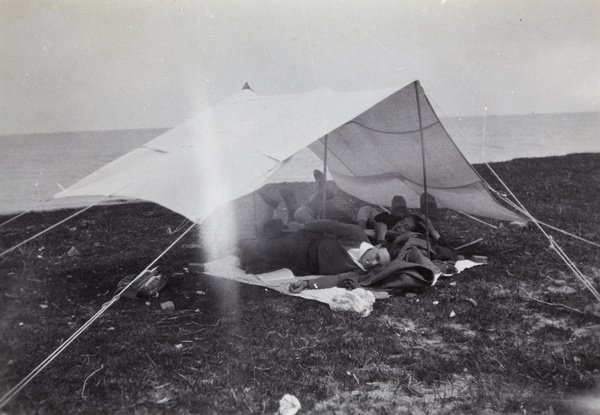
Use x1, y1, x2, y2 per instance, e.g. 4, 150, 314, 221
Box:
1, 0, 598, 135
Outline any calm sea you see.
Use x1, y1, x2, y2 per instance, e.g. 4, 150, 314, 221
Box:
0, 112, 598, 215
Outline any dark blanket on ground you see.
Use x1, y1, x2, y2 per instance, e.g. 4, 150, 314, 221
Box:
306, 245, 443, 295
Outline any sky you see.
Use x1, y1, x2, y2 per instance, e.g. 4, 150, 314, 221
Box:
0, 0, 598, 135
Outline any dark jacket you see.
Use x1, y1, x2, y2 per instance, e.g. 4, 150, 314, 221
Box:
240, 220, 372, 276
303, 220, 372, 275
373, 212, 456, 261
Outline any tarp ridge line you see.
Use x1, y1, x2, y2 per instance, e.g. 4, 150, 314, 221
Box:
332, 171, 484, 190
343, 119, 441, 135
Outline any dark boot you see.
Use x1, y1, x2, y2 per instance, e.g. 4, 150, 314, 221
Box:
313, 169, 334, 200
390, 195, 409, 218
313, 169, 325, 186
278, 188, 299, 223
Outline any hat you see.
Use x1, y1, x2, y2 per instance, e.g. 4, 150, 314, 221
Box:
390, 195, 409, 217
420, 193, 439, 220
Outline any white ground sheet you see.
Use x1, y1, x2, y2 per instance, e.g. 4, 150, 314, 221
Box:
199, 256, 483, 311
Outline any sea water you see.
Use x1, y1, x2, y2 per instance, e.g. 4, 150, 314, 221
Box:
0, 128, 169, 214
0, 112, 598, 215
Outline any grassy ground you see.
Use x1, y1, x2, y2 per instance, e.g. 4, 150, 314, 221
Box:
0, 153, 599, 415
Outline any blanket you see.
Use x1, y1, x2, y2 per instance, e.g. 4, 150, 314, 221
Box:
197, 255, 483, 316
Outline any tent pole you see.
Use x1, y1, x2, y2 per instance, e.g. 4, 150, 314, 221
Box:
415, 81, 431, 259
253, 192, 259, 237
321, 134, 328, 219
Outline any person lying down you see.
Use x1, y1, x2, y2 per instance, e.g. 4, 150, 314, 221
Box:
240, 186, 460, 295
238, 217, 457, 296
286, 230, 458, 295
239, 219, 392, 277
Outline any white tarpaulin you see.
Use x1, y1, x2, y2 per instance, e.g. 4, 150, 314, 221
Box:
54, 81, 523, 223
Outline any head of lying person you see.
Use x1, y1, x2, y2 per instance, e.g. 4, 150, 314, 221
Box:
390, 214, 424, 234
359, 246, 391, 269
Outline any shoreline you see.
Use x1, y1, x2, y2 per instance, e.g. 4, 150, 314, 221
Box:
1, 150, 599, 217
2, 111, 600, 215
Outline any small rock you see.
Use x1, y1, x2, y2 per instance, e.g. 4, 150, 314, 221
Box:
278, 394, 301, 415
67, 246, 80, 257
462, 297, 479, 307
161, 301, 175, 311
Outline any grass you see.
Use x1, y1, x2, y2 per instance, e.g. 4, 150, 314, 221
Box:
0, 153, 599, 414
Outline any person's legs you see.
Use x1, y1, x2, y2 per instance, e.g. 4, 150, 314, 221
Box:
357, 205, 380, 229
239, 236, 293, 274
257, 191, 280, 233
304, 169, 334, 215
294, 193, 342, 223
280, 170, 336, 224
313, 169, 326, 187
239, 232, 314, 275
278, 188, 300, 223
321, 203, 354, 223
293, 205, 316, 223
304, 186, 334, 216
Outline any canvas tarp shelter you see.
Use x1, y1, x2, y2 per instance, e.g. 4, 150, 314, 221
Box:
53, 81, 523, 224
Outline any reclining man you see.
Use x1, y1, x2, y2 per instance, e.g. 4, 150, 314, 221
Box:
287, 195, 457, 295
238, 218, 392, 277
358, 193, 457, 262
276, 174, 453, 261
277, 169, 354, 224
